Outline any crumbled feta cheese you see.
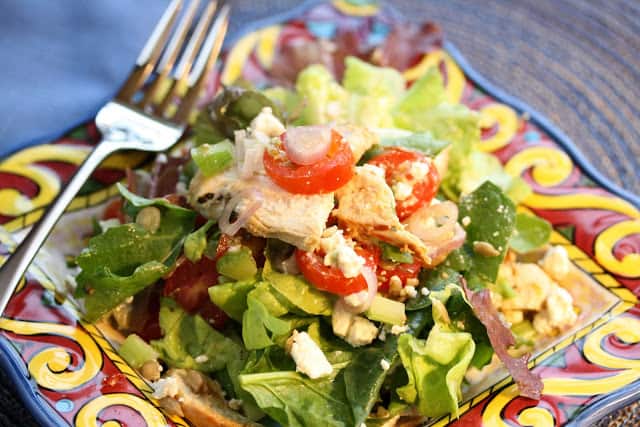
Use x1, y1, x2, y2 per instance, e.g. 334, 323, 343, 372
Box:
288, 330, 333, 379
378, 328, 387, 341
194, 354, 209, 363
380, 359, 390, 371
409, 160, 430, 178
533, 286, 577, 335
392, 181, 413, 201
420, 287, 430, 296
343, 290, 370, 308
390, 324, 408, 335
332, 301, 355, 338
461, 216, 471, 226
151, 377, 180, 399
250, 107, 285, 137
345, 317, 379, 347
320, 226, 365, 278
404, 285, 418, 299
539, 246, 571, 282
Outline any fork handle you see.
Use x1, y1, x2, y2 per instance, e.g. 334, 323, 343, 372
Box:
0, 141, 116, 314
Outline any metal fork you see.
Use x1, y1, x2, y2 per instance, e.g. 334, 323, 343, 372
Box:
0, 0, 229, 314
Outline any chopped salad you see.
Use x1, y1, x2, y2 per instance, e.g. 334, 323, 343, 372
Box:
73, 54, 582, 427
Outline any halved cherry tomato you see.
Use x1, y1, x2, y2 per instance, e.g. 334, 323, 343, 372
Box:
102, 198, 125, 223
377, 259, 422, 293
368, 148, 440, 221
295, 246, 378, 296
263, 129, 354, 194
163, 255, 228, 329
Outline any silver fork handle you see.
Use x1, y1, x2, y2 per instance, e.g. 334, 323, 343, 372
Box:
0, 141, 117, 314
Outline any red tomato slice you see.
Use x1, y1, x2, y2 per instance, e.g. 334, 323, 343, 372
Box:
163, 256, 227, 329
102, 198, 125, 223
295, 246, 378, 296
263, 129, 354, 194
377, 259, 422, 293
368, 148, 440, 221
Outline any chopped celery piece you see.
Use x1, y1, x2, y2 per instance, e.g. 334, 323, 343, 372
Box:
216, 246, 258, 281
380, 242, 414, 264
366, 295, 406, 325
191, 140, 235, 176
118, 334, 158, 369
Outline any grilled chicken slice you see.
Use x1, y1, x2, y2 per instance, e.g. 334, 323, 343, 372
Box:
334, 124, 377, 162
152, 369, 259, 427
189, 170, 333, 251
334, 165, 432, 265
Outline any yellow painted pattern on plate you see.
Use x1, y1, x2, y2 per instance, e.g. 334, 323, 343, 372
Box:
332, 0, 380, 16
403, 49, 465, 104
525, 193, 640, 220
595, 220, 640, 278
75, 393, 167, 427
505, 145, 573, 187
476, 103, 519, 152
256, 26, 282, 68
482, 316, 640, 425
220, 32, 261, 85
0, 318, 102, 391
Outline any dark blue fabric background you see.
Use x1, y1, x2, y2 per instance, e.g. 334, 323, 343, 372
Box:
0, 1, 638, 425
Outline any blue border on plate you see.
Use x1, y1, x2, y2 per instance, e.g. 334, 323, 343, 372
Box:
0, 334, 68, 427
2, 1, 639, 426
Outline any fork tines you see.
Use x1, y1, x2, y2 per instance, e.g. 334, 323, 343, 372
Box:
116, 0, 229, 124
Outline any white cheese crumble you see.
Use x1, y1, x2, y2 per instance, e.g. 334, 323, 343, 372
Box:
380, 359, 391, 371
332, 301, 378, 347
288, 330, 333, 379
346, 316, 379, 347
320, 226, 365, 278
360, 163, 386, 178
539, 245, 571, 282
404, 285, 418, 299
250, 107, 286, 138
390, 324, 408, 335
151, 377, 180, 399
409, 160, 431, 178
420, 287, 430, 296
343, 290, 370, 308
392, 181, 413, 201
533, 286, 577, 335
461, 216, 471, 227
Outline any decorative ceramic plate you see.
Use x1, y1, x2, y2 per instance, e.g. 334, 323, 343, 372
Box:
1, 1, 639, 426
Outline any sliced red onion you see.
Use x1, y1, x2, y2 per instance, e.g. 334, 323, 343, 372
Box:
406, 201, 459, 245
219, 190, 263, 236
283, 126, 332, 165
427, 223, 466, 266
240, 145, 265, 179
341, 266, 378, 314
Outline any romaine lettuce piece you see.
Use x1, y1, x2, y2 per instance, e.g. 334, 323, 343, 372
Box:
151, 298, 241, 373
458, 151, 532, 204
295, 64, 347, 125
396, 323, 475, 418
342, 56, 405, 100
376, 128, 450, 156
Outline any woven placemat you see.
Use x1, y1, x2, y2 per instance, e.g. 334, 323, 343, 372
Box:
0, 1, 638, 426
